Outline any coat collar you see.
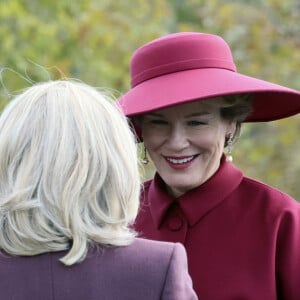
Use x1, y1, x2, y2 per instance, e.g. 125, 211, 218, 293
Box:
147, 155, 244, 228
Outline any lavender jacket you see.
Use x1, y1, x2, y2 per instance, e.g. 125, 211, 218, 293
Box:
0, 238, 197, 300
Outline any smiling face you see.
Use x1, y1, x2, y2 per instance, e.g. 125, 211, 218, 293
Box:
140, 100, 235, 197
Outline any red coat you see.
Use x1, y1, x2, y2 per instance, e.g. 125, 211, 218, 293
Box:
134, 157, 300, 299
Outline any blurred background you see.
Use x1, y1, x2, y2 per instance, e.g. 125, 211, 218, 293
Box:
1, 0, 300, 200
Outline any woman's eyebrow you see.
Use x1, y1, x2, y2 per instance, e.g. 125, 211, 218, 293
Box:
185, 112, 211, 118
143, 113, 164, 117
143, 111, 212, 118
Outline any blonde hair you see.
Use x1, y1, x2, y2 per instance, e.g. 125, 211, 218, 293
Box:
0, 80, 141, 265
204, 93, 253, 145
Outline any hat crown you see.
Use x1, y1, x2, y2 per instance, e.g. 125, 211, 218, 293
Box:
130, 32, 237, 87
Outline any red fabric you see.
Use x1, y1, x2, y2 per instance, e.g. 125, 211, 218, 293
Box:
134, 158, 300, 299
118, 32, 300, 122
130, 33, 236, 87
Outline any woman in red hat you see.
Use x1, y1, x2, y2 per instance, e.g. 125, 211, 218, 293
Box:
118, 32, 300, 300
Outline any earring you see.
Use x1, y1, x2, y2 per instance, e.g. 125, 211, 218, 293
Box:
226, 133, 234, 162
142, 146, 149, 164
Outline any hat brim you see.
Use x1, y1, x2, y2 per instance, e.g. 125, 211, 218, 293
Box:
119, 68, 300, 122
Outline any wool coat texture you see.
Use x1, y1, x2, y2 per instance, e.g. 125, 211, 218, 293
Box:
0, 238, 197, 300
134, 157, 300, 299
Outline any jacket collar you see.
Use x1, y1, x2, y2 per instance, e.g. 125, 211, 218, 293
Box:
148, 155, 243, 228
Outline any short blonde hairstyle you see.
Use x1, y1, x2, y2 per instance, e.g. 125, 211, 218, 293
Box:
0, 80, 141, 265
203, 93, 253, 146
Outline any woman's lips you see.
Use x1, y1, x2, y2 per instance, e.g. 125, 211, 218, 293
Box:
164, 155, 198, 169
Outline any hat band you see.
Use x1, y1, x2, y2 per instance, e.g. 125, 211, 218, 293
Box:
131, 58, 237, 87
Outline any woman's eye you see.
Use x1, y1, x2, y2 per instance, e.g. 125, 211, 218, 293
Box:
187, 120, 207, 126
149, 119, 168, 125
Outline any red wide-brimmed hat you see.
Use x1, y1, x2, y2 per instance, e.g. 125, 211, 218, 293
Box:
118, 32, 300, 122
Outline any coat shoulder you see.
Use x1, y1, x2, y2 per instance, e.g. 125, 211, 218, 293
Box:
121, 238, 184, 264
240, 175, 300, 212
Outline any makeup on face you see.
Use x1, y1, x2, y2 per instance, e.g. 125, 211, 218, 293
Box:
141, 101, 234, 197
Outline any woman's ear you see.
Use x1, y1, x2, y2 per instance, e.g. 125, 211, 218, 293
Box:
226, 121, 237, 136
131, 118, 143, 142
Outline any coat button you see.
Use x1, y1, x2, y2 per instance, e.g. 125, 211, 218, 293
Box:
167, 216, 183, 231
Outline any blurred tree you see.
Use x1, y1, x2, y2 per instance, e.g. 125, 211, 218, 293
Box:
0, 0, 299, 199
0, 0, 170, 103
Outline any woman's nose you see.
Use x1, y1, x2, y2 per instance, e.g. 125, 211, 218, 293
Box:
166, 124, 189, 149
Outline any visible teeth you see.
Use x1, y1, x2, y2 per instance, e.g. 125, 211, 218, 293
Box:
167, 156, 194, 164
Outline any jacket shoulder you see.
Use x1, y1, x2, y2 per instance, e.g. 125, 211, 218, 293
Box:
122, 238, 182, 264
240, 175, 300, 212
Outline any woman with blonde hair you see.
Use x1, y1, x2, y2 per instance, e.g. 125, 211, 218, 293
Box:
0, 80, 197, 299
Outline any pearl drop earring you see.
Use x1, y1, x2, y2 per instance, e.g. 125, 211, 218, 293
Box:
226, 133, 234, 162
142, 146, 149, 164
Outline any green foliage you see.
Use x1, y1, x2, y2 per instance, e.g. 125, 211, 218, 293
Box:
1, 0, 300, 199
0, 0, 170, 102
